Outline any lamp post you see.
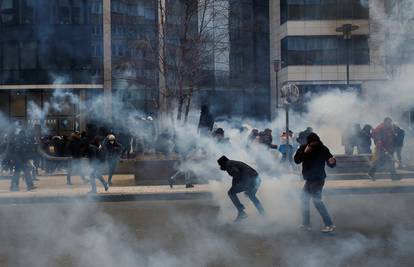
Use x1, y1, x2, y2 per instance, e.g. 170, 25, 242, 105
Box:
280, 83, 299, 145
336, 24, 359, 86
273, 60, 281, 115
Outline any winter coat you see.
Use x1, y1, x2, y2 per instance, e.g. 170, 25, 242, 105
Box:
87, 143, 105, 163
222, 160, 259, 186
104, 141, 122, 160
68, 137, 82, 158
294, 141, 335, 181
394, 127, 405, 148
198, 111, 214, 133
372, 123, 395, 153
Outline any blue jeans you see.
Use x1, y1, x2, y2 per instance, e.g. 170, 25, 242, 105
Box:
90, 163, 107, 193
301, 180, 333, 227
228, 177, 265, 214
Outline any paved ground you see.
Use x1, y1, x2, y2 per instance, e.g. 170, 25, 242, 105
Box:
0, 174, 414, 204
0, 193, 413, 267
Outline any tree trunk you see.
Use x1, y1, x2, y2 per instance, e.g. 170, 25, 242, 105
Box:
184, 84, 194, 123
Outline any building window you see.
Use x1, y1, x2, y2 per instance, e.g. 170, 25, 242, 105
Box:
281, 35, 370, 67
3, 42, 19, 70
1, 0, 17, 25
280, 0, 369, 24
20, 41, 37, 69
19, 0, 36, 24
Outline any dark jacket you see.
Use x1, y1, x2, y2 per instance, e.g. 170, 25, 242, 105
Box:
87, 143, 105, 163
394, 127, 405, 148
222, 160, 258, 186
104, 141, 122, 160
294, 141, 335, 181
198, 107, 214, 133
68, 137, 82, 158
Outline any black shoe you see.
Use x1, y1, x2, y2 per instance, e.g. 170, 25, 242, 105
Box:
368, 172, 376, 181
169, 178, 174, 189
27, 185, 37, 191
185, 184, 194, 188
108, 181, 113, 186
234, 211, 248, 223
104, 183, 109, 192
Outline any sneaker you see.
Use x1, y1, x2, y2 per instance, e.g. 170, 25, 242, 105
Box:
298, 224, 312, 232
108, 181, 113, 186
27, 185, 37, 191
234, 211, 248, 223
368, 173, 376, 181
320, 225, 336, 233
169, 178, 174, 189
185, 184, 194, 188
104, 183, 109, 192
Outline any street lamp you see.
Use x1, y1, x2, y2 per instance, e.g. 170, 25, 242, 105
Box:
336, 24, 359, 87
273, 59, 281, 112
280, 83, 299, 145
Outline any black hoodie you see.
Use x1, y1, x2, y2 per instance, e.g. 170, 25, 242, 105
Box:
294, 133, 336, 181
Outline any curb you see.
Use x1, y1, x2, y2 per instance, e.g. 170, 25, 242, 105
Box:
0, 191, 213, 205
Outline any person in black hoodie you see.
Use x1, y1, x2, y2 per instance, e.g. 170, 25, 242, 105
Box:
103, 134, 122, 185
66, 132, 89, 185
87, 136, 108, 194
294, 132, 336, 233
217, 156, 265, 222
198, 105, 214, 135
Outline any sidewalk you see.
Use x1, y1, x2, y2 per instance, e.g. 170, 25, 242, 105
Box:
0, 174, 414, 204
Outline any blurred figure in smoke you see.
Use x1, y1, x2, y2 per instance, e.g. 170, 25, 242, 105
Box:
393, 124, 405, 169
169, 141, 199, 189
156, 130, 175, 157
198, 105, 214, 135
341, 124, 360, 155
294, 132, 336, 233
358, 124, 373, 154
259, 129, 278, 149
103, 134, 122, 186
217, 156, 265, 222
213, 128, 230, 144
248, 129, 259, 143
66, 131, 88, 185
279, 130, 294, 166
9, 130, 36, 192
87, 136, 109, 194
296, 127, 313, 146
368, 118, 399, 181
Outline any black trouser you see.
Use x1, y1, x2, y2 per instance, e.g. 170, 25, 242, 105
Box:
11, 161, 33, 190
301, 180, 333, 227
228, 177, 265, 214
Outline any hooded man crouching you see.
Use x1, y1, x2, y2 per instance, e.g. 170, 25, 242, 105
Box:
217, 156, 265, 222
294, 132, 336, 233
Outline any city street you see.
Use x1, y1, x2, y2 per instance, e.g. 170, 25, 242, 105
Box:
0, 192, 413, 267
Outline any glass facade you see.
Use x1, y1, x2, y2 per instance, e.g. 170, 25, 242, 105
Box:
111, 0, 158, 115
280, 0, 369, 24
0, 0, 103, 85
281, 35, 370, 67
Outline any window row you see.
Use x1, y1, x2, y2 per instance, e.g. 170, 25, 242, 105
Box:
280, 0, 369, 23
1, 41, 103, 71
0, 69, 102, 84
281, 35, 370, 67
0, 0, 102, 25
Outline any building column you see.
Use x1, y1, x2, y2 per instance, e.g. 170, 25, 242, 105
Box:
103, 0, 112, 121
157, 0, 168, 121
269, 0, 281, 120
79, 89, 87, 132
